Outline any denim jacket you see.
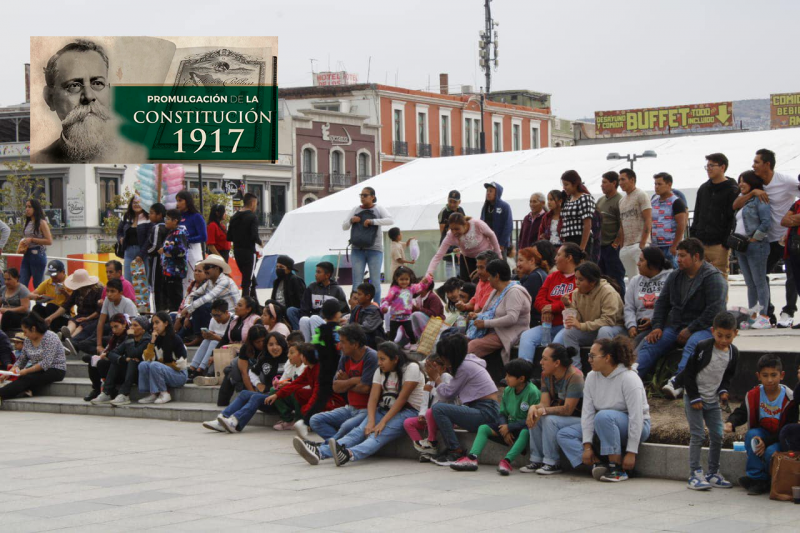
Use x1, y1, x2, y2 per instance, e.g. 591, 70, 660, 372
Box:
740, 196, 771, 241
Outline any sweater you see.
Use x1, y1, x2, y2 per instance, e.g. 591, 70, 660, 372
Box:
427, 219, 501, 276
582, 365, 651, 453
481, 283, 532, 363
275, 363, 345, 415
689, 177, 739, 246
207, 221, 231, 251
680, 338, 738, 406
623, 270, 672, 330
380, 276, 433, 320
567, 278, 624, 332
435, 354, 498, 405
480, 182, 513, 247
341, 204, 394, 252
518, 210, 546, 250
728, 384, 798, 448
299, 281, 349, 317
498, 381, 541, 425
227, 209, 263, 250
179, 211, 207, 244
534, 270, 576, 326
650, 261, 727, 333
162, 226, 189, 279
415, 291, 445, 319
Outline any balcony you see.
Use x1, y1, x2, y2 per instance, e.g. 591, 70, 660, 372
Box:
441, 145, 455, 157
300, 171, 324, 191
329, 172, 351, 191
417, 143, 432, 158
393, 141, 408, 156
357, 174, 372, 183
461, 147, 481, 155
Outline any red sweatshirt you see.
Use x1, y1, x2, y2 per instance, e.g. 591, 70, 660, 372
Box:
534, 271, 576, 326
275, 364, 345, 415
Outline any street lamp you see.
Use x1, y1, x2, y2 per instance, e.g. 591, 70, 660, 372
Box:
606, 150, 657, 171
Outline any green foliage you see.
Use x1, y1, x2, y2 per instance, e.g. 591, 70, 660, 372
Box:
645, 352, 679, 399
0, 160, 50, 249
100, 187, 136, 239
196, 186, 231, 221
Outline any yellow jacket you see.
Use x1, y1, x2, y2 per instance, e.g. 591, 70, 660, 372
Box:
569, 278, 624, 332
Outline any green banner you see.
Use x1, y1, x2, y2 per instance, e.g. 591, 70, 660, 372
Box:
113, 85, 277, 161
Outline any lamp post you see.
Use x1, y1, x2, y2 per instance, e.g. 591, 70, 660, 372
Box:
606, 150, 657, 171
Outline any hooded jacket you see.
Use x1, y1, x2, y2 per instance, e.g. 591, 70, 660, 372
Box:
480, 182, 513, 248
623, 269, 672, 330
299, 280, 350, 317
690, 177, 739, 247
271, 271, 306, 310
582, 365, 651, 453
650, 261, 727, 333
568, 278, 624, 332
481, 283, 532, 363
435, 354, 498, 405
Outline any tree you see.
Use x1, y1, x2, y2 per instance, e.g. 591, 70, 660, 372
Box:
0, 160, 50, 253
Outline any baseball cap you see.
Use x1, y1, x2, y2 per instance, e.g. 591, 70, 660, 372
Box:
47, 260, 65, 277
447, 190, 461, 200
483, 183, 496, 189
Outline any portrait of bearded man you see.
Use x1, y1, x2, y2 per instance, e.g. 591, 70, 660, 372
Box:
34, 39, 116, 163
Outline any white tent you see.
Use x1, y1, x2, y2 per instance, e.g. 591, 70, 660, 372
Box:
266, 128, 800, 264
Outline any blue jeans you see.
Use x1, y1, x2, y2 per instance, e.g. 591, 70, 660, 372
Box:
319, 407, 417, 461
599, 245, 626, 297
432, 399, 500, 451
736, 242, 770, 314
745, 427, 781, 481
636, 326, 713, 379
351, 248, 384, 301
685, 400, 723, 474
222, 389, 269, 430
529, 415, 582, 466
518, 325, 565, 362
310, 405, 367, 440
287, 307, 302, 331
137, 361, 187, 393
658, 246, 678, 270
299, 315, 325, 342
123, 245, 141, 283
190, 339, 219, 370
557, 410, 651, 466
20, 249, 47, 288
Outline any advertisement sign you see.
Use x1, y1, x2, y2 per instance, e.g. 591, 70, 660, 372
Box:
770, 92, 800, 129
313, 71, 358, 86
595, 101, 733, 136
30, 36, 278, 163
66, 185, 85, 227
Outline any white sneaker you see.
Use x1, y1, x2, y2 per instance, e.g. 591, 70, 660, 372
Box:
138, 393, 158, 404
750, 316, 772, 330
153, 392, 172, 404
294, 419, 309, 439
777, 312, 793, 328
661, 376, 684, 399
110, 394, 130, 406
91, 392, 113, 404
217, 414, 238, 433
202, 419, 226, 432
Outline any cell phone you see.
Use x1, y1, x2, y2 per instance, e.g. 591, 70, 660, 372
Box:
637, 318, 648, 327
201, 328, 210, 334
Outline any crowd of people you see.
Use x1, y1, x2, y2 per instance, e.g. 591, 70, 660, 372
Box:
0, 148, 799, 493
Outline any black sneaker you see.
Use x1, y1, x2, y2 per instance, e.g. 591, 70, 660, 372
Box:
536, 463, 563, 475
738, 476, 755, 490
520, 462, 544, 473
292, 436, 322, 466
747, 480, 770, 495
432, 450, 462, 466
328, 438, 351, 467
83, 389, 100, 402
592, 462, 609, 480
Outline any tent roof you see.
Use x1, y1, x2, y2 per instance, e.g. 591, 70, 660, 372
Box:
265, 128, 800, 264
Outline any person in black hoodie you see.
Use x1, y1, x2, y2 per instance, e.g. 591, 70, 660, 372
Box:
480, 182, 513, 259
227, 193, 263, 298
272, 255, 306, 319
288, 261, 349, 341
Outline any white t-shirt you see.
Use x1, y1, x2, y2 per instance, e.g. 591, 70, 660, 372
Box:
209, 316, 230, 336
764, 172, 798, 242
101, 296, 139, 318
372, 363, 425, 411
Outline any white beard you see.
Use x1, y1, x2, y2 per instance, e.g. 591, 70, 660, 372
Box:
61, 101, 114, 161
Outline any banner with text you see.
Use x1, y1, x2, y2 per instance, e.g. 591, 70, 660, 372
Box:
770, 93, 800, 129
595, 101, 733, 136
30, 36, 278, 163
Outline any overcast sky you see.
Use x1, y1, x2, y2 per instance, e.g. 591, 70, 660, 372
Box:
3, 0, 799, 119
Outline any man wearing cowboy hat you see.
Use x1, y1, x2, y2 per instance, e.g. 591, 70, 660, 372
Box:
271, 255, 306, 312
180, 254, 241, 319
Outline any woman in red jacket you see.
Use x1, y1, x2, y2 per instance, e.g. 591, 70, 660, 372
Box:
206, 205, 231, 264
517, 243, 584, 362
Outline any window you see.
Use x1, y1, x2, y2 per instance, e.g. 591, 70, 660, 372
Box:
473, 120, 480, 149
0, 169, 67, 226
493, 122, 501, 152
394, 109, 403, 142
441, 115, 450, 145
465, 118, 473, 149
358, 152, 370, 178
188, 179, 221, 192
418, 112, 427, 144
313, 102, 340, 111
246, 183, 266, 226
513, 124, 521, 151
303, 147, 316, 172
270, 184, 287, 227
98, 176, 118, 211
331, 150, 343, 174
303, 195, 316, 205
532, 127, 540, 149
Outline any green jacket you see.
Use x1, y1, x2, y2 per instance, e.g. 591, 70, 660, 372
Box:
499, 381, 540, 424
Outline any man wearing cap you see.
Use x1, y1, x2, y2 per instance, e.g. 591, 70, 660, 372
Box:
480, 182, 513, 259
438, 191, 466, 278
180, 254, 241, 320
271, 255, 306, 311
29, 260, 72, 332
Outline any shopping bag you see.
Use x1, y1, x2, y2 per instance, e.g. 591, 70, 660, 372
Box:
769, 451, 800, 501
416, 317, 443, 357
207, 344, 240, 386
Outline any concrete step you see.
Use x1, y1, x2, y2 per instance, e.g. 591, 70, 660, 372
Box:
41, 377, 221, 404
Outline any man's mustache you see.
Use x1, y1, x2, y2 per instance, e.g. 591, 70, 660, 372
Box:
61, 101, 111, 128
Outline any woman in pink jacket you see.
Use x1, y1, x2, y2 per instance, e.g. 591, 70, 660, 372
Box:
427, 213, 502, 282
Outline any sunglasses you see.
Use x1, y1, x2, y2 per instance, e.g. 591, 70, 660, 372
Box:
359, 193, 371, 197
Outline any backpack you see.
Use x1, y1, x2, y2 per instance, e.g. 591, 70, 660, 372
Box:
349, 209, 379, 250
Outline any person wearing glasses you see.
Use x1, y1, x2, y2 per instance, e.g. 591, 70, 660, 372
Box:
179, 255, 241, 326
34, 39, 115, 164
342, 187, 394, 301
689, 153, 739, 280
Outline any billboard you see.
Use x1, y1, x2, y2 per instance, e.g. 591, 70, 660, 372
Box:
770, 92, 800, 129
313, 71, 358, 86
595, 102, 733, 136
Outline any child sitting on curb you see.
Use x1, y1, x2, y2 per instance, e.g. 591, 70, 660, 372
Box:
404, 355, 454, 460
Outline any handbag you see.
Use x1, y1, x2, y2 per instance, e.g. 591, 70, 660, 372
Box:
726, 233, 749, 253
15, 238, 28, 254
206, 344, 240, 386
416, 317, 443, 357
114, 240, 124, 258
769, 451, 800, 501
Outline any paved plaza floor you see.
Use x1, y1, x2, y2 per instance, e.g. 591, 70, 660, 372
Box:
0, 412, 797, 533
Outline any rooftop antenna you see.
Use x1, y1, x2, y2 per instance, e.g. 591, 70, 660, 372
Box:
309, 58, 317, 75
367, 56, 371, 83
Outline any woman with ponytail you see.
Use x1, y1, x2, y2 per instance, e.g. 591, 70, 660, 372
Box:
556, 336, 651, 483
559, 171, 596, 254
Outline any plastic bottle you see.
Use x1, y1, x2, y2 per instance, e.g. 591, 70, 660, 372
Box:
541, 320, 552, 346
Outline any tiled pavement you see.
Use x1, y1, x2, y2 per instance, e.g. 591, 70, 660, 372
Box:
0, 411, 797, 532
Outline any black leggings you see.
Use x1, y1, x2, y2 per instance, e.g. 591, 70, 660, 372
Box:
0, 368, 66, 399
88, 358, 112, 392
234, 248, 256, 298
389, 320, 416, 344
32, 303, 69, 331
